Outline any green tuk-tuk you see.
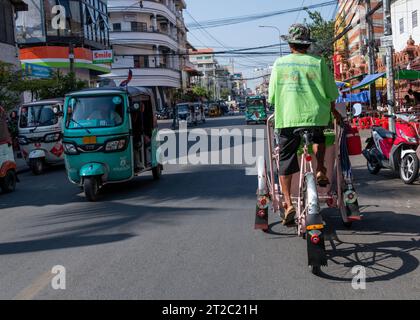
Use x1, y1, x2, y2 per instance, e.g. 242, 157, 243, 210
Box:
62, 87, 162, 201
245, 96, 267, 124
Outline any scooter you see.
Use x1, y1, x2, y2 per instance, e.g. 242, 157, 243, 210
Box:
363, 114, 419, 184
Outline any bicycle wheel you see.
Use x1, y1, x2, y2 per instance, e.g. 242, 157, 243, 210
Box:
304, 173, 327, 274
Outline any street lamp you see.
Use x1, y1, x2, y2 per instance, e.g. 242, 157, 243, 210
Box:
259, 25, 283, 56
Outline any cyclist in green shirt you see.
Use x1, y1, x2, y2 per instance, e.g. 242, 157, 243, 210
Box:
268, 24, 341, 226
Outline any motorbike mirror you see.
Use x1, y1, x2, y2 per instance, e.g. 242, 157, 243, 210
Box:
352, 103, 362, 117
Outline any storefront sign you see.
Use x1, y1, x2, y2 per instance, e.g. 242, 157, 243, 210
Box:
92, 50, 113, 64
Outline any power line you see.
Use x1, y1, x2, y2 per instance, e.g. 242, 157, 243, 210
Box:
186, 0, 338, 30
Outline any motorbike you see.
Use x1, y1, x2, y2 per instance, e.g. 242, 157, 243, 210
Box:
363, 114, 419, 184
18, 99, 65, 175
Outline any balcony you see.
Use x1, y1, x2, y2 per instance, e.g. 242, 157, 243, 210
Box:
101, 67, 181, 88
108, 0, 177, 24
110, 30, 178, 51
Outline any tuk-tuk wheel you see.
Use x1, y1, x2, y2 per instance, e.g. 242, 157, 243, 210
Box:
152, 165, 162, 180
0, 169, 17, 193
84, 177, 100, 202
30, 158, 44, 175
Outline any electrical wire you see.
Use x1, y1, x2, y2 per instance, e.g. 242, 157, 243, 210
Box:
186, 0, 338, 30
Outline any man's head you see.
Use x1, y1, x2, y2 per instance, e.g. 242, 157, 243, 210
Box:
408, 89, 413, 95
281, 24, 315, 54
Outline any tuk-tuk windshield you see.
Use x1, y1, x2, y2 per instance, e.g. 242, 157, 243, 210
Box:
246, 99, 265, 108
19, 104, 59, 128
177, 104, 189, 113
66, 95, 124, 129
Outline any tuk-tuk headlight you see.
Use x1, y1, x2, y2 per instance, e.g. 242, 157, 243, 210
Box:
63, 142, 78, 155
18, 136, 28, 145
44, 132, 62, 143
105, 138, 127, 152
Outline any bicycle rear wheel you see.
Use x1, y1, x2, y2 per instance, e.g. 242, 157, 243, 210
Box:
304, 173, 327, 274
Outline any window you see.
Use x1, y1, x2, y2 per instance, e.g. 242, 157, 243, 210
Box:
131, 21, 147, 32
134, 55, 149, 68
399, 17, 404, 34
113, 23, 121, 31
413, 10, 418, 28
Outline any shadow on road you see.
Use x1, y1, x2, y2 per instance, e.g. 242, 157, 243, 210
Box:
0, 166, 254, 255
318, 209, 420, 282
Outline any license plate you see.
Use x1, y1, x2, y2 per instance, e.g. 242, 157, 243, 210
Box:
83, 136, 96, 144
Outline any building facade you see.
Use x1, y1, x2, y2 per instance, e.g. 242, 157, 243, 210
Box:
391, 0, 419, 52
334, 0, 384, 82
15, 0, 111, 83
105, 0, 190, 108
189, 48, 217, 97
0, 0, 28, 66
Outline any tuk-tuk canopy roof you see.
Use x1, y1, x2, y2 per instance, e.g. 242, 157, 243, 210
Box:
246, 96, 265, 100
67, 86, 152, 98
22, 98, 64, 107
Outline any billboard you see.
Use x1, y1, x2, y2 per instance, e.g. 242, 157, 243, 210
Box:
24, 63, 53, 79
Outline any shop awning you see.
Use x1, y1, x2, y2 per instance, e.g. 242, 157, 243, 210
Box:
336, 81, 350, 88
350, 72, 386, 90
396, 69, 420, 80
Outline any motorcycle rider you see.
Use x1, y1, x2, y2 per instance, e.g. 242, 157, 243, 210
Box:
268, 24, 341, 225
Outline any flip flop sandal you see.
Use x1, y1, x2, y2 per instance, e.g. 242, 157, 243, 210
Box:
282, 206, 296, 226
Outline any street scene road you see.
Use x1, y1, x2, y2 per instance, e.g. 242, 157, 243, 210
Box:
1, 116, 420, 300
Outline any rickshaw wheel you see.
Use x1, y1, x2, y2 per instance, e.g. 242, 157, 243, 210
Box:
84, 177, 100, 202
0, 170, 16, 193
152, 165, 162, 180
30, 158, 44, 175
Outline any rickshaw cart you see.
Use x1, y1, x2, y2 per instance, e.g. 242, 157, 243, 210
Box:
255, 114, 361, 274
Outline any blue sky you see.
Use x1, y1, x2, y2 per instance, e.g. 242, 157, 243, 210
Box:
185, 0, 337, 89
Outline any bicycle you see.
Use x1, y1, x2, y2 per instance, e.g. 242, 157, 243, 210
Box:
255, 114, 362, 275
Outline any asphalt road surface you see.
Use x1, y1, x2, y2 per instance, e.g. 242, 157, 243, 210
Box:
1, 115, 420, 299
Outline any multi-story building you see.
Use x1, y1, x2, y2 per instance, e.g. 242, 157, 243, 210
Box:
105, 0, 192, 109
334, 0, 384, 82
15, 0, 111, 83
391, 0, 419, 52
375, 0, 420, 94
189, 48, 217, 97
0, 0, 28, 66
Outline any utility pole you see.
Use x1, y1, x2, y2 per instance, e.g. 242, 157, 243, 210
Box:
69, 42, 75, 74
366, 0, 377, 109
382, 0, 396, 133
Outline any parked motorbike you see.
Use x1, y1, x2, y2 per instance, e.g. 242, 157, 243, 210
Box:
363, 114, 419, 184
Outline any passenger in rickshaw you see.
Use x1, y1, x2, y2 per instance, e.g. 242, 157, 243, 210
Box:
132, 101, 153, 172
268, 24, 341, 225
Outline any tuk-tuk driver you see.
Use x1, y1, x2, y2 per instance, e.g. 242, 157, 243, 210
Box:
268, 24, 341, 226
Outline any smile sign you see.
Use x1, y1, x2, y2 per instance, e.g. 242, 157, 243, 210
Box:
92, 50, 113, 64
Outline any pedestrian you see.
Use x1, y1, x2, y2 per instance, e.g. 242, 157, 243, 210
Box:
408, 88, 420, 105
0, 105, 12, 146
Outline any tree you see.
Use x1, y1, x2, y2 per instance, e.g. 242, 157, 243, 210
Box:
13, 70, 88, 101
0, 61, 23, 110
305, 10, 335, 69
220, 88, 231, 101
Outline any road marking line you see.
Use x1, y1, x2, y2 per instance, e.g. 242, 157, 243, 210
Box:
14, 270, 54, 300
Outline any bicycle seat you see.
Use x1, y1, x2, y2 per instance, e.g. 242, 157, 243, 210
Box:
293, 127, 324, 136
